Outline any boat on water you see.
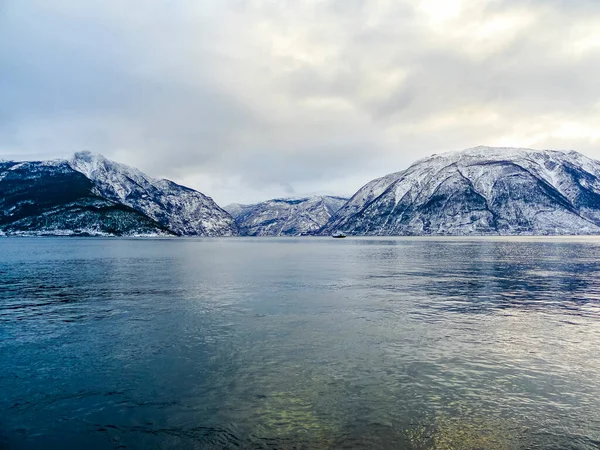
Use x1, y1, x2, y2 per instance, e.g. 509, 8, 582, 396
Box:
332, 232, 346, 238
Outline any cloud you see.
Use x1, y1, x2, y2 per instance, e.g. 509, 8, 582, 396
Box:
1, 0, 599, 205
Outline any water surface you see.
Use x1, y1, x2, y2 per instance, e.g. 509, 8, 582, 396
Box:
1, 237, 599, 449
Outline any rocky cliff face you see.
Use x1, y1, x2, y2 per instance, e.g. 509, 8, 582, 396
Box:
0, 153, 238, 236
225, 196, 348, 236
320, 146, 600, 236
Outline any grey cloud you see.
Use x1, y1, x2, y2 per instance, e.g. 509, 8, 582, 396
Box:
493, 0, 600, 13
1, 0, 599, 205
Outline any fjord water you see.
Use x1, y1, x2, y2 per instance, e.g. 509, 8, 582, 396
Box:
1, 238, 599, 449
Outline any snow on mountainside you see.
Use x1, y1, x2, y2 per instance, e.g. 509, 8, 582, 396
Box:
321, 146, 600, 236
225, 196, 348, 236
69, 151, 237, 236
0, 160, 171, 236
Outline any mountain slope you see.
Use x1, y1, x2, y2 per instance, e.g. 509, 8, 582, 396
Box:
0, 160, 171, 236
225, 196, 348, 236
68, 151, 238, 236
320, 146, 600, 236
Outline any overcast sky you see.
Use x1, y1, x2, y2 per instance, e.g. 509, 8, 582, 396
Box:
1, 0, 600, 205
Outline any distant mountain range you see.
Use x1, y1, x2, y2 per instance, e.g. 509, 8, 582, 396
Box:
4, 146, 600, 236
225, 196, 348, 236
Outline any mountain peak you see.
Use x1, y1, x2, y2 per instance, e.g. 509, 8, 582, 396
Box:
70, 151, 109, 179
71, 150, 107, 164
73, 149, 96, 158
69, 151, 131, 180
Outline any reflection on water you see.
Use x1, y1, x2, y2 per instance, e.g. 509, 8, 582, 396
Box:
1, 237, 600, 449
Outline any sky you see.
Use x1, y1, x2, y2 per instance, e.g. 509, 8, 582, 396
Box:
1, 0, 600, 205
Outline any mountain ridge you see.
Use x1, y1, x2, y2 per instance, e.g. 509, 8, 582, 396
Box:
225, 195, 348, 236
320, 146, 600, 236
4, 146, 600, 237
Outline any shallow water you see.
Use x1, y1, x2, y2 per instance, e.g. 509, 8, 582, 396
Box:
1, 237, 599, 449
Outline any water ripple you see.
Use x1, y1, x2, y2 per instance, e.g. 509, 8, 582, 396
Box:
0, 237, 599, 449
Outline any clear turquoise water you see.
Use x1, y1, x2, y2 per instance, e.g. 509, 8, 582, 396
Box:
1, 237, 599, 449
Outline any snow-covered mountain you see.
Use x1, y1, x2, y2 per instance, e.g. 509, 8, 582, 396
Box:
225, 196, 348, 236
0, 152, 238, 237
69, 152, 237, 236
0, 160, 171, 236
7, 146, 600, 237
320, 146, 600, 236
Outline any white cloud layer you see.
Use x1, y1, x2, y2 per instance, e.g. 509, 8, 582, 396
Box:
1, 0, 599, 204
